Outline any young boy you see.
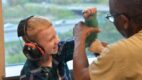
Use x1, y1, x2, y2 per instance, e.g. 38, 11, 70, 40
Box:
17, 16, 74, 80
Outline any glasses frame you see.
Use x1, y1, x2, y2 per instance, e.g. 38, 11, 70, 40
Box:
106, 13, 125, 22
106, 13, 142, 23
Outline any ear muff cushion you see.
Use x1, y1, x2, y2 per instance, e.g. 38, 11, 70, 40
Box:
23, 43, 45, 60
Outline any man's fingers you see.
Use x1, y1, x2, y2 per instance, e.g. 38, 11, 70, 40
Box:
89, 27, 101, 33
75, 21, 85, 27
101, 42, 108, 47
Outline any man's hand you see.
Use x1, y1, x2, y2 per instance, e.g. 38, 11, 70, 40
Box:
89, 39, 108, 54
73, 21, 100, 41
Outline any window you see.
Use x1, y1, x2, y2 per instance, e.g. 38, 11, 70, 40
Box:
2, 0, 123, 77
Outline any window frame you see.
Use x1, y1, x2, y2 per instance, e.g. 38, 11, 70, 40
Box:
0, 0, 5, 79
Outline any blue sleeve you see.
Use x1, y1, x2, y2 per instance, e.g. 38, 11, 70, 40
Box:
58, 40, 74, 62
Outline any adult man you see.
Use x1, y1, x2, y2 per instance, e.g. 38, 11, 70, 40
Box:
17, 16, 74, 80
73, 0, 142, 80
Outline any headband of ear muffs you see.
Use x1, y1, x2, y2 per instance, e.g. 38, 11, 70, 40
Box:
17, 16, 46, 61
17, 16, 33, 37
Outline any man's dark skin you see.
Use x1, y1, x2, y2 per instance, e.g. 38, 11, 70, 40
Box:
73, 0, 142, 80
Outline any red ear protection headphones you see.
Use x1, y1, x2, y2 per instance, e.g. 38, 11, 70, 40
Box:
17, 16, 46, 61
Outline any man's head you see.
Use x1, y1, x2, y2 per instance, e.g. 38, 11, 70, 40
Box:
109, 0, 142, 38
18, 16, 60, 55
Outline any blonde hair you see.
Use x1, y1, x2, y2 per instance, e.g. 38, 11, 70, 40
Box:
24, 16, 52, 42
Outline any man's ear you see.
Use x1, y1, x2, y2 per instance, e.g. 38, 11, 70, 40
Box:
120, 15, 129, 29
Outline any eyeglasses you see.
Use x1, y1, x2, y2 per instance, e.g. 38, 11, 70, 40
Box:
106, 13, 142, 23
106, 14, 115, 22
106, 13, 132, 23
105, 13, 123, 22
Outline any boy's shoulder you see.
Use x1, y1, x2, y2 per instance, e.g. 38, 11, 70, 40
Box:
20, 60, 52, 80
21, 60, 40, 72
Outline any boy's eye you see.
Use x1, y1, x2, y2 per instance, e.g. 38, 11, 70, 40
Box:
48, 35, 55, 42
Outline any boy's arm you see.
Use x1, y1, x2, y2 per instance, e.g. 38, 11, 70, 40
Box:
59, 40, 74, 62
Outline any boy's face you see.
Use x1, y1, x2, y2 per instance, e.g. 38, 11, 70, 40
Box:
37, 26, 60, 55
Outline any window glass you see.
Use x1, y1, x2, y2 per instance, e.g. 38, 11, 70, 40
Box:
2, 0, 123, 66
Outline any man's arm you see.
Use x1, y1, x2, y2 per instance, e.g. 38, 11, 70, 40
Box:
73, 37, 90, 80
73, 22, 100, 80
